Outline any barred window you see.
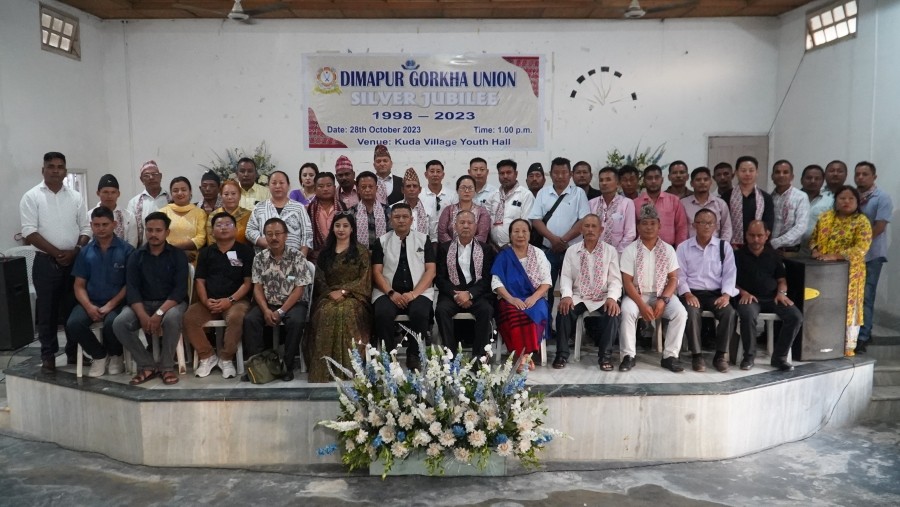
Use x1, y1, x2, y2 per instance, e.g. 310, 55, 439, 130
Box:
41, 4, 81, 60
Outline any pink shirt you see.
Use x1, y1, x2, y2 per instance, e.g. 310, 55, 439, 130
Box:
632, 191, 689, 247
588, 194, 636, 252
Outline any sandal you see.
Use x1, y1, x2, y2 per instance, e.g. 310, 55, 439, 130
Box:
130, 369, 158, 385
599, 357, 614, 372
161, 371, 179, 385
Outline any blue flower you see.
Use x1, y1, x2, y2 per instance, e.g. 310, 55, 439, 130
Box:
373, 435, 383, 448
397, 431, 406, 442
452, 425, 466, 437
343, 386, 360, 402
494, 433, 509, 445
317, 443, 338, 456
474, 379, 485, 403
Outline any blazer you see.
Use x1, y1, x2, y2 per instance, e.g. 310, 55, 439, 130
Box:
435, 240, 495, 301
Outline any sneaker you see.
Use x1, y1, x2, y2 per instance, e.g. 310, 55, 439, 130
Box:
195, 354, 219, 378
107, 355, 124, 375
88, 356, 109, 378
220, 360, 236, 379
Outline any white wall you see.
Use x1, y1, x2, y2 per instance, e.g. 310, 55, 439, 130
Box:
772, 0, 900, 323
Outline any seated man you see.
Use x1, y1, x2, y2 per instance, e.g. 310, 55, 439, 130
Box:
243, 218, 313, 381
113, 212, 189, 386
66, 206, 135, 377
371, 203, 436, 371
619, 204, 687, 373
435, 210, 495, 360
184, 212, 255, 379
555, 213, 622, 371
734, 220, 802, 371
675, 209, 738, 373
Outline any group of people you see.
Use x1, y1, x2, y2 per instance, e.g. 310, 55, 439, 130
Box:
18, 146, 891, 385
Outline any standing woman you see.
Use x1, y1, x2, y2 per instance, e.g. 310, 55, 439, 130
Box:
809, 185, 872, 356
308, 214, 372, 383
437, 175, 491, 244
160, 176, 207, 262
206, 179, 251, 244
246, 170, 313, 257
490, 219, 551, 370
290, 163, 319, 205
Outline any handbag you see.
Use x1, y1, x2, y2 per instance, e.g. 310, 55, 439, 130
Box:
245, 349, 286, 384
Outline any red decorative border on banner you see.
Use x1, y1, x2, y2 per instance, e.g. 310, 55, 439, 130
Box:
308, 108, 347, 149
502, 56, 540, 98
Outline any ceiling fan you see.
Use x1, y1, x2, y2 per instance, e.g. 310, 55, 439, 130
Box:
173, 1, 290, 24
624, 0, 699, 19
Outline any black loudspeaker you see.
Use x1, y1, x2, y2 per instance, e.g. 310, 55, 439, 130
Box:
784, 257, 848, 361
0, 256, 35, 350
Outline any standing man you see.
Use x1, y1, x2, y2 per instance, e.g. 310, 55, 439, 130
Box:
127, 160, 170, 247
469, 157, 498, 207
335, 155, 359, 208
197, 171, 223, 214
529, 157, 590, 307
371, 204, 436, 371
421, 160, 458, 241
113, 212, 189, 385
619, 204, 687, 373
525, 162, 546, 197
236, 157, 271, 210
488, 159, 534, 250
680, 167, 733, 243
435, 210, 495, 360
713, 162, 734, 199
353, 171, 393, 248
633, 165, 689, 248
184, 212, 255, 379
856, 161, 893, 353
801, 164, 832, 249
554, 214, 622, 370
373, 144, 404, 205
665, 160, 693, 199
733, 220, 802, 371
823, 160, 848, 197
589, 166, 636, 253
20, 152, 91, 371
769, 160, 810, 253
398, 167, 430, 237
243, 217, 313, 381
573, 161, 601, 200
66, 206, 134, 377
307, 172, 347, 262
676, 209, 738, 373
722, 156, 774, 248
92, 174, 138, 247
618, 165, 641, 200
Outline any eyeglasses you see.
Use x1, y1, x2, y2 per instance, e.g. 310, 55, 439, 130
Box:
213, 222, 235, 229
458, 186, 475, 192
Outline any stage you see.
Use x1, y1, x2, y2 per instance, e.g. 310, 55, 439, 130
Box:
3, 344, 874, 469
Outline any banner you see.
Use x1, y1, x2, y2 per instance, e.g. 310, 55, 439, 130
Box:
304, 54, 543, 151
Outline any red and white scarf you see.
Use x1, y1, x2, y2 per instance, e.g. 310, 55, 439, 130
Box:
355, 201, 387, 244
447, 240, 484, 287
406, 199, 429, 235
376, 178, 388, 205
859, 186, 876, 206
730, 186, 764, 244
522, 245, 545, 289
778, 187, 795, 228
635, 240, 670, 297
445, 203, 483, 240
578, 243, 608, 300
493, 186, 514, 225
592, 194, 623, 245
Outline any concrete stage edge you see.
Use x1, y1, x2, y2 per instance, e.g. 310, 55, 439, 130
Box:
4, 357, 873, 468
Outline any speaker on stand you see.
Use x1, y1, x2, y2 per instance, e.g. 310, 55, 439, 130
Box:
0, 256, 35, 350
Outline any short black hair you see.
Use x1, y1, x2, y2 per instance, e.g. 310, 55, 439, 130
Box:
90, 206, 115, 222
855, 161, 877, 175
735, 155, 759, 169
299, 163, 319, 176
425, 160, 444, 171
356, 170, 377, 185
263, 217, 287, 234
691, 167, 711, 180
270, 170, 290, 185
551, 157, 571, 171
668, 160, 688, 172
598, 166, 619, 179
508, 218, 532, 236
496, 159, 517, 171
713, 162, 733, 172
237, 157, 257, 169
773, 159, 793, 172
826, 160, 847, 171
211, 211, 237, 228
801, 164, 824, 178
573, 161, 591, 171
315, 172, 336, 184
43, 152, 66, 164
642, 165, 663, 178
456, 174, 476, 190
693, 208, 717, 222
469, 157, 487, 167
145, 211, 170, 229
618, 165, 640, 178
169, 176, 192, 191
391, 202, 412, 214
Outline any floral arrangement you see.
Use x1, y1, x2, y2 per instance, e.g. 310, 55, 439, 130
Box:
201, 141, 277, 186
606, 142, 667, 170
317, 336, 561, 478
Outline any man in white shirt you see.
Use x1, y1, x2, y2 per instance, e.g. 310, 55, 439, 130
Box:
800, 164, 832, 251
488, 159, 534, 250
555, 214, 621, 370
770, 160, 810, 253
126, 160, 170, 246
91, 174, 138, 247
420, 159, 458, 241
20, 152, 91, 371
619, 203, 687, 373
469, 157, 498, 207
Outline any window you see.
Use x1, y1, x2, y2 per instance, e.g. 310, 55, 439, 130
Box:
40, 4, 80, 60
806, 1, 857, 51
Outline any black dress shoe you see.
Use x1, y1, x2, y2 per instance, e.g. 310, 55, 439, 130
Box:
740, 357, 755, 370
855, 341, 868, 354
240, 373, 250, 382
619, 355, 636, 372
771, 360, 794, 372
281, 370, 294, 382
552, 356, 567, 369
713, 356, 729, 373
67, 355, 92, 366
661, 356, 685, 373
41, 359, 56, 372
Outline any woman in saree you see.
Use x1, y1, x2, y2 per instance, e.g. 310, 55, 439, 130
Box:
809, 185, 872, 356
490, 218, 551, 371
308, 213, 372, 382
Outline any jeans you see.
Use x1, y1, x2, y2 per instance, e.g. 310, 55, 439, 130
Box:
859, 258, 885, 343
32, 253, 76, 361
65, 304, 124, 360
541, 247, 565, 310
113, 301, 187, 372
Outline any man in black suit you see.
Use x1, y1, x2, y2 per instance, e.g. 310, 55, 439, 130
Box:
435, 210, 495, 360
374, 144, 404, 205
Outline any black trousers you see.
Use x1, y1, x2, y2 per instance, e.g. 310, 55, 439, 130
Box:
435, 295, 493, 358
555, 302, 619, 360
680, 290, 737, 355
373, 295, 431, 356
32, 252, 76, 361
243, 302, 307, 369
734, 299, 803, 361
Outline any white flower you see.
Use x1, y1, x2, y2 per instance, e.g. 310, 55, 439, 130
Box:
389, 362, 406, 383
438, 431, 456, 447
518, 439, 532, 453
487, 416, 502, 431
368, 412, 384, 427
496, 441, 513, 457
355, 429, 369, 444
379, 425, 396, 444
463, 410, 480, 426
345, 441, 356, 452
467, 430, 487, 448
421, 407, 436, 424
353, 411, 365, 423
321, 420, 359, 432
391, 441, 409, 459
388, 399, 400, 414
517, 420, 534, 434
453, 447, 471, 463
428, 421, 443, 436
412, 430, 432, 447
426, 443, 443, 457
398, 413, 415, 429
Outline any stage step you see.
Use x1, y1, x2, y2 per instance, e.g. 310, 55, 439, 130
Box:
0, 403, 9, 431
865, 386, 900, 422
874, 360, 900, 386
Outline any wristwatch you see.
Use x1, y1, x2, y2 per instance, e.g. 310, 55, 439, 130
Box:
341, 289, 347, 297
388, 290, 396, 297
660, 296, 670, 304
155, 308, 165, 317
227, 296, 235, 303
276, 308, 286, 318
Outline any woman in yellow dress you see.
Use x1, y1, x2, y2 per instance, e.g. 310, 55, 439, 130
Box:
160, 176, 207, 263
809, 185, 872, 356
205, 179, 251, 244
